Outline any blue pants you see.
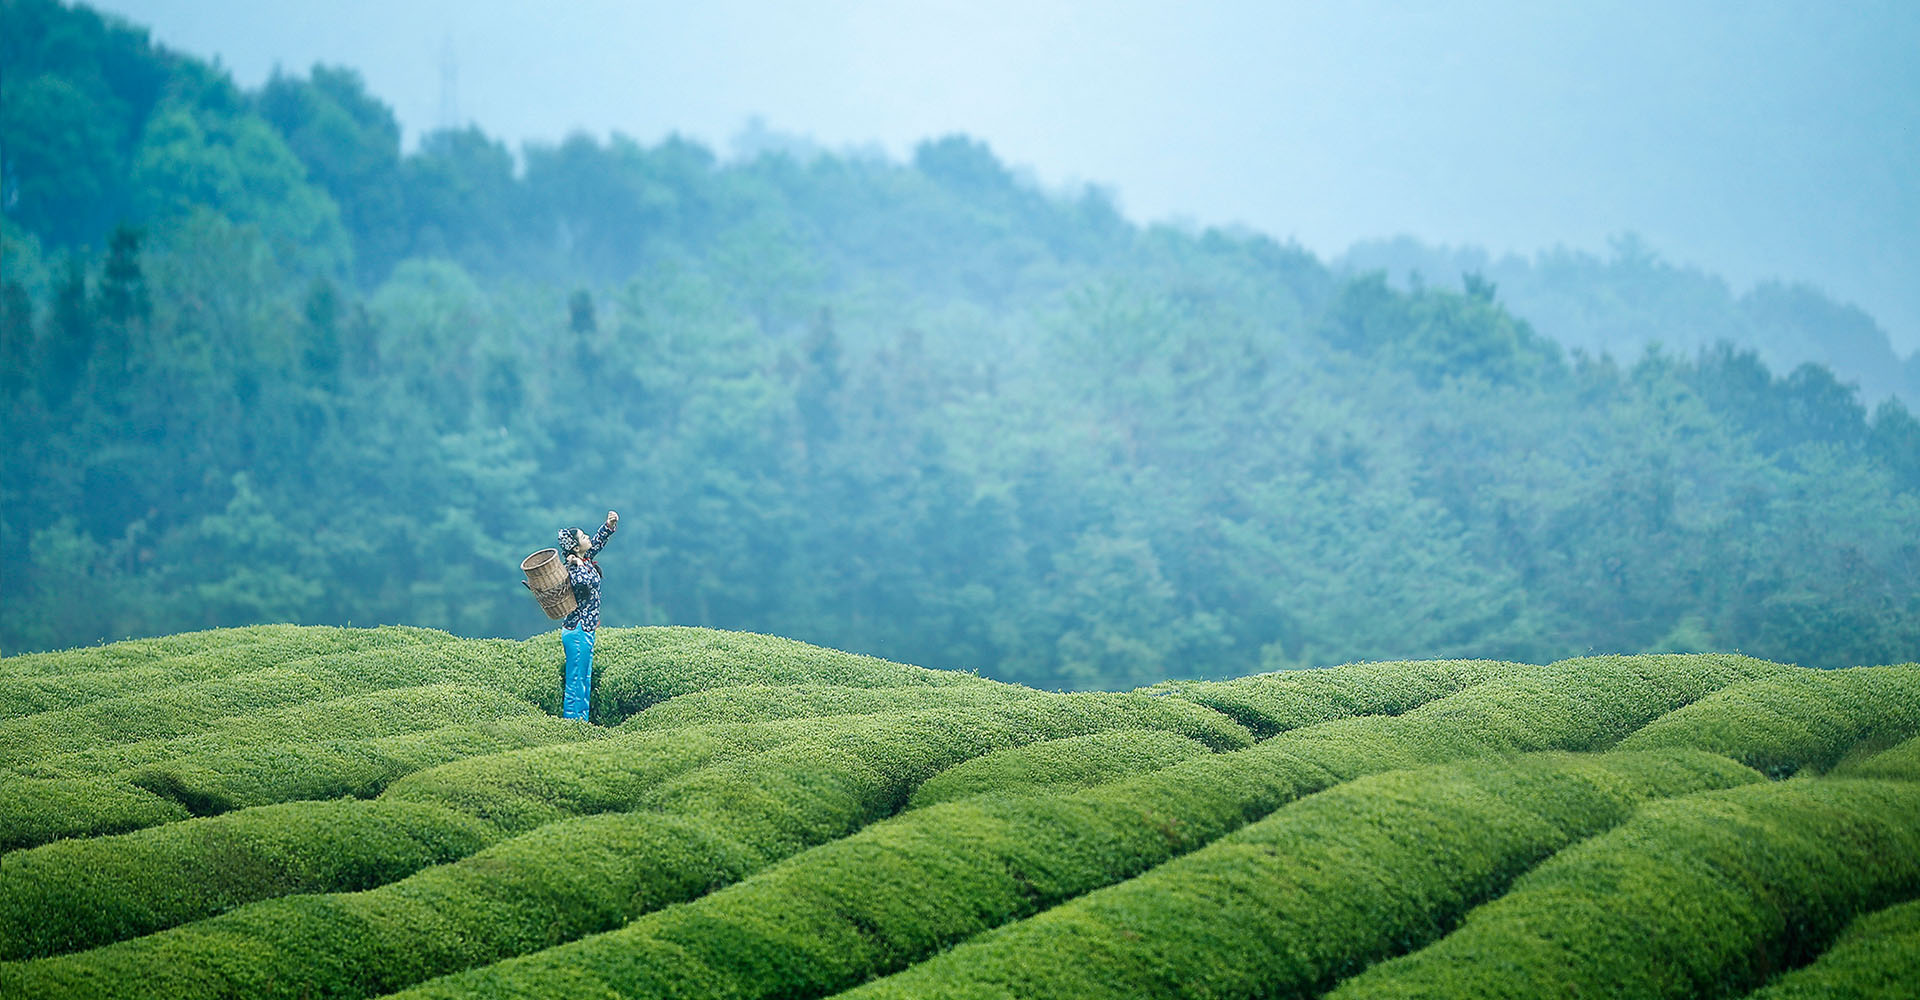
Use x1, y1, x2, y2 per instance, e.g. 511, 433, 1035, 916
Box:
561, 626, 595, 720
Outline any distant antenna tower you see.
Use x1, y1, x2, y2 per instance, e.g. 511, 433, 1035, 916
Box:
436, 35, 460, 131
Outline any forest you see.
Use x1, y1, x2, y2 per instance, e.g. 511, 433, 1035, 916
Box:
3, 0, 1918, 686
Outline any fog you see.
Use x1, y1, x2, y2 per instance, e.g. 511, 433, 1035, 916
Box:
95, 0, 1920, 352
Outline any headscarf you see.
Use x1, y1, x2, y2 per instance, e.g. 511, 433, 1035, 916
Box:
558, 527, 602, 580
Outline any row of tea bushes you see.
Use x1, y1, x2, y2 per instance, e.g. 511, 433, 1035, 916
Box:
621, 683, 1042, 730
379, 655, 1777, 1000
7, 720, 812, 958
1144, 657, 1518, 738
585, 627, 1006, 723
0, 639, 560, 765
0, 667, 356, 766
1835, 732, 1920, 781
16, 683, 550, 780
0, 624, 451, 682
1742, 897, 1920, 999
0, 626, 462, 718
842, 750, 1761, 999
1617, 665, 1920, 777
2, 696, 1246, 998
0, 799, 492, 960
906, 728, 1214, 808
0, 776, 187, 853
1326, 777, 1920, 999
124, 714, 602, 815
2, 684, 561, 851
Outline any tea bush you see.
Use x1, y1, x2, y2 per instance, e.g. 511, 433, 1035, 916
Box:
380, 656, 1776, 1000
907, 728, 1213, 808
18, 683, 551, 780
1, 696, 1241, 1000
0, 626, 456, 716
0, 775, 188, 852
1741, 897, 1920, 999
1618, 665, 1920, 776
1832, 732, 1920, 781
622, 683, 1040, 730
1144, 657, 1516, 738
123, 715, 599, 815
1325, 777, 1920, 1000
587, 626, 1004, 722
0, 668, 354, 766
0, 799, 492, 960
842, 751, 1760, 1000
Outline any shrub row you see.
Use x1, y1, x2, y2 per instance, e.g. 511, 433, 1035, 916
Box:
0, 799, 493, 960
0, 667, 353, 767
0, 624, 451, 678
1, 694, 1242, 1000
0, 625, 456, 715
17, 683, 548, 780
0, 775, 188, 853
379, 654, 1777, 1000
1144, 657, 1518, 738
1834, 732, 1920, 782
841, 750, 1761, 1000
0, 638, 561, 767
1741, 897, 1920, 999
1325, 776, 1920, 1000
907, 728, 1214, 809
622, 683, 1040, 730
1618, 665, 1920, 777
586, 626, 1006, 723
0, 720, 790, 963
125, 714, 602, 815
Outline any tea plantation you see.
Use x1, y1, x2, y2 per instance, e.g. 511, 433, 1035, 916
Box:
2, 625, 1917, 999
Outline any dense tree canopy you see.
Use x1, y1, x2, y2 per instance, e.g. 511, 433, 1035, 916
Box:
2, 0, 1916, 683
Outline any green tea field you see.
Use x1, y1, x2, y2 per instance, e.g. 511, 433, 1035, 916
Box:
2, 625, 1917, 999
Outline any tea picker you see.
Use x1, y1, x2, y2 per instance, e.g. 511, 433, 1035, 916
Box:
521, 510, 618, 721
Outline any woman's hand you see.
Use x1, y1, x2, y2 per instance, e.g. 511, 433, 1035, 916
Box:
566, 553, 584, 568
605, 510, 619, 531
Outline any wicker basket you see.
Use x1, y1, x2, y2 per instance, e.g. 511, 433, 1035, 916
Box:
521, 548, 577, 620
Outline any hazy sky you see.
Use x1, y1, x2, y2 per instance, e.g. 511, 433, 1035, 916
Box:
95, 0, 1920, 352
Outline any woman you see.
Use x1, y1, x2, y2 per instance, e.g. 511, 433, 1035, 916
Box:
557, 510, 618, 721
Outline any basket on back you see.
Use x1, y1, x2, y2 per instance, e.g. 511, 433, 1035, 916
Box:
521, 548, 577, 620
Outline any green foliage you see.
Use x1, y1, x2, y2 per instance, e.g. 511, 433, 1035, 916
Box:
377, 653, 1771, 1000
1742, 897, 1920, 1000
1618, 665, 1920, 777
622, 683, 1039, 730
0, 799, 490, 960
1326, 778, 1920, 1000
123, 714, 598, 815
845, 751, 1759, 1000
0, 775, 187, 852
18, 682, 550, 779
907, 728, 1212, 809
2, 684, 1248, 1000
0, 628, 1903, 997
1143, 657, 1516, 738
1832, 730, 1920, 782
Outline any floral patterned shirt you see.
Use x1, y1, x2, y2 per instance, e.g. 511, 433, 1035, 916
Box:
561, 523, 615, 631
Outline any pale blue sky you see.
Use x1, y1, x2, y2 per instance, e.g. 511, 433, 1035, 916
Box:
94, 0, 1920, 351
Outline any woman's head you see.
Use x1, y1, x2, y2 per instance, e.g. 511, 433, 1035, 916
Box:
558, 527, 590, 555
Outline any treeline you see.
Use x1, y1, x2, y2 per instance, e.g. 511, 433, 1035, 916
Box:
3, 0, 1918, 683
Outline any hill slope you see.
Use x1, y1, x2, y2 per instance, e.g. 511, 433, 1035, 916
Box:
3, 626, 1917, 998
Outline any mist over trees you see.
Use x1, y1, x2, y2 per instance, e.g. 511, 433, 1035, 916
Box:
4, 0, 1917, 684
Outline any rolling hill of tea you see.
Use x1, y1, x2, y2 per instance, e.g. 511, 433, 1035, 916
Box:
3, 625, 1918, 999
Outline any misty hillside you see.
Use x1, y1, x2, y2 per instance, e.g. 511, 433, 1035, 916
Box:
1339, 235, 1920, 407
2, 626, 1917, 998
3, 0, 1918, 686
